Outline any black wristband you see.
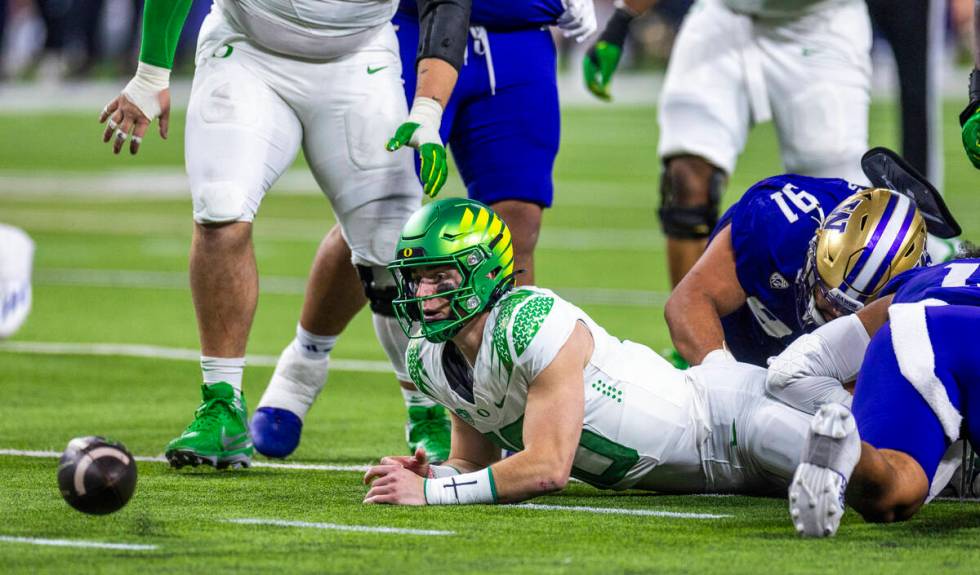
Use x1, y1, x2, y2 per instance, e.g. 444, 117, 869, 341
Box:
960, 69, 980, 127
417, 0, 471, 72
597, 8, 635, 48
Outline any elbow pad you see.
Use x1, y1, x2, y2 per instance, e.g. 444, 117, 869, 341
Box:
416, 0, 472, 71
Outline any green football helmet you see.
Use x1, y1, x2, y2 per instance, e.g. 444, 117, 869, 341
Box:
388, 198, 516, 342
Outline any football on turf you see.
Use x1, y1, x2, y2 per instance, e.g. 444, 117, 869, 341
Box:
57, 436, 137, 515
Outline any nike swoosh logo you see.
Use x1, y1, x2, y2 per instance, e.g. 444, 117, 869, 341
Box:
367, 65, 387, 75
221, 431, 250, 450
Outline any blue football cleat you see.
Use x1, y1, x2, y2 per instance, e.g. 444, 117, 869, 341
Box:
250, 407, 303, 459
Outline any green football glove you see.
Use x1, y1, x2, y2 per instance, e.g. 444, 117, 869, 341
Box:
961, 107, 980, 169
583, 6, 635, 102
583, 41, 623, 102
959, 70, 980, 169
386, 97, 448, 197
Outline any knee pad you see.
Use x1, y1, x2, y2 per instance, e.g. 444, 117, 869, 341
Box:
373, 313, 410, 382
657, 164, 725, 240
356, 264, 399, 317
192, 181, 253, 224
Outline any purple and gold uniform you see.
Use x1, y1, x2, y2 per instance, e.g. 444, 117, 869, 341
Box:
710, 175, 861, 365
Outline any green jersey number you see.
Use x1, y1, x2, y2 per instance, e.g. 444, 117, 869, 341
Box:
486, 418, 639, 489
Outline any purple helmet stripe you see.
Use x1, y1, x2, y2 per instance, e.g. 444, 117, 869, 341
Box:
857, 204, 917, 299
842, 194, 898, 287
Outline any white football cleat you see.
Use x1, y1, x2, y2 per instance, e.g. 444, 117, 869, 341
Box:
789, 403, 861, 537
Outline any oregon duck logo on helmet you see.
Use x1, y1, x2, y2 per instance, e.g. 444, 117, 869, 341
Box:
387, 198, 516, 342
797, 188, 928, 328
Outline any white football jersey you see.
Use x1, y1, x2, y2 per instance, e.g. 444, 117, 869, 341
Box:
215, 0, 398, 59
722, 0, 855, 18
407, 287, 709, 492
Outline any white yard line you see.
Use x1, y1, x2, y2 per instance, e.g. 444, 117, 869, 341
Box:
0, 449, 370, 472
516, 503, 731, 519
224, 518, 454, 536
0, 535, 157, 551
0, 341, 393, 374
30, 268, 668, 308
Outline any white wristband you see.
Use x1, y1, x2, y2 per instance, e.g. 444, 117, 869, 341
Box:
405, 97, 443, 146
427, 464, 461, 479
121, 62, 171, 121
424, 468, 497, 505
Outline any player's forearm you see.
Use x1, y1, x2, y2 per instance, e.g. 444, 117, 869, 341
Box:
487, 449, 574, 503
414, 0, 470, 106
413, 58, 459, 108
664, 290, 729, 365
138, 0, 195, 70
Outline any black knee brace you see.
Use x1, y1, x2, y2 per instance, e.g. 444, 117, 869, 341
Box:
657, 166, 726, 240
356, 265, 399, 318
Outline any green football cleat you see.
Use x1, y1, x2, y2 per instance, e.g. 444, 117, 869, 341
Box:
165, 383, 253, 470
406, 404, 451, 464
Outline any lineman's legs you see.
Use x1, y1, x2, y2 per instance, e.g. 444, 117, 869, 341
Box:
250, 227, 366, 458
659, 155, 727, 288
165, 24, 304, 468
491, 200, 542, 285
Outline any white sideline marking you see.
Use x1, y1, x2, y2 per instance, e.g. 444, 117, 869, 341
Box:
0, 449, 370, 472
225, 518, 454, 536
0, 341, 393, 374
31, 268, 668, 308
0, 536, 157, 551
516, 503, 731, 519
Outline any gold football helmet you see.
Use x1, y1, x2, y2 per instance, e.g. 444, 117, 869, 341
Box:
798, 188, 928, 328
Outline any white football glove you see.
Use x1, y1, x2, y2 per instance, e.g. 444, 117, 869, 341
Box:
765, 314, 869, 414
558, 0, 598, 43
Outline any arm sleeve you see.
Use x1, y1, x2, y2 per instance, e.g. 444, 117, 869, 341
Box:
138, 0, 196, 69
416, 0, 472, 71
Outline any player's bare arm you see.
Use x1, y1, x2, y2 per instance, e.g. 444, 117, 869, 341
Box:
363, 322, 593, 505
387, 0, 472, 197
583, 0, 658, 100
99, 0, 188, 155
664, 224, 745, 365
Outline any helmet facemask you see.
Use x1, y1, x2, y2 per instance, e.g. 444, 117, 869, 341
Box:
796, 188, 928, 331
391, 246, 511, 343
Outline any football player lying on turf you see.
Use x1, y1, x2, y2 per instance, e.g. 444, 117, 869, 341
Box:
362, 198, 817, 506
761, 252, 980, 536
665, 175, 928, 368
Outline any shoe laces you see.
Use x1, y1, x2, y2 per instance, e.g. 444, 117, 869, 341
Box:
188, 396, 232, 431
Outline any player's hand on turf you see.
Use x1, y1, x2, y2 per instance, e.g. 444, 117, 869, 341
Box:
374, 447, 432, 478
100, 90, 170, 155
583, 41, 622, 102
386, 97, 448, 197
558, 0, 598, 43
961, 107, 980, 169
362, 465, 426, 505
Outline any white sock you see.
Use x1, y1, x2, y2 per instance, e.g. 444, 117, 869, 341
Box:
292, 324, 337, 361
201, 356, 245, 393
402, 387, 436, 408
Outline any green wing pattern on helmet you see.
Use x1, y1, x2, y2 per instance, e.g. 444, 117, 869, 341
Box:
512, 296, 555, 357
